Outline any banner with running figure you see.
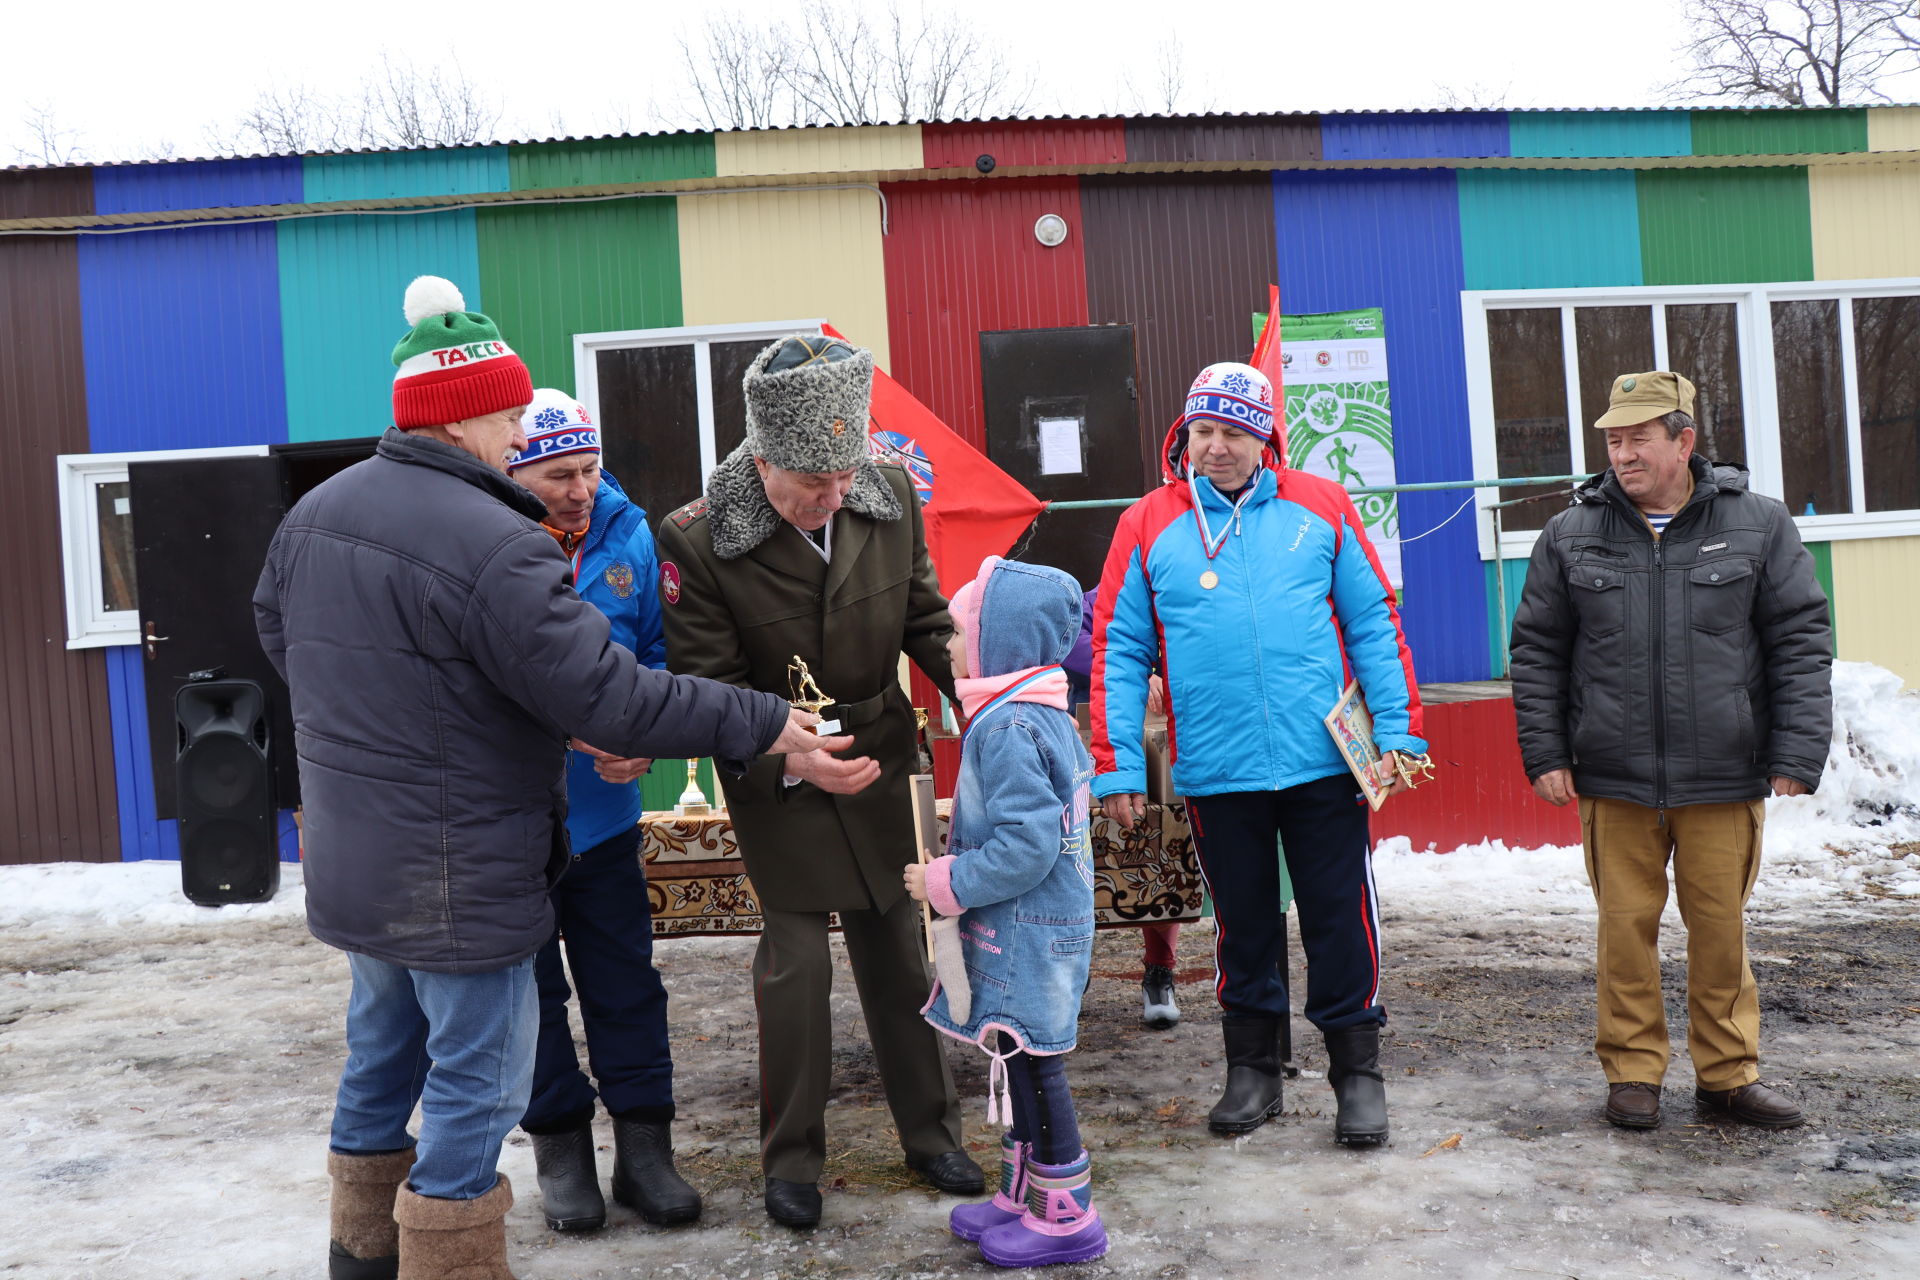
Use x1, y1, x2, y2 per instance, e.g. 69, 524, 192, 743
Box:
1254, 306, 1402, 587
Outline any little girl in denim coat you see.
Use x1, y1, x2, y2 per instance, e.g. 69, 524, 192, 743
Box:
904, 556, 1106, 1268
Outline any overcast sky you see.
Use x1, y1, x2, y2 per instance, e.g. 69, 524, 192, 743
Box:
7, 0, 1915, 165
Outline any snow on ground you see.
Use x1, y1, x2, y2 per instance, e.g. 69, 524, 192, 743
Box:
3, 663, 1918, 1279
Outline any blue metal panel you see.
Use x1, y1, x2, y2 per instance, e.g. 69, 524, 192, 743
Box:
92, 158, 303, 215
103, 647, 179, 861
1509, 110, 1690, 159
304, 147, 510, 202
1458, 169, 1643, 289
1321, 112, 1509, 161
1272, 169, 1488, 683
278, 211, 483, 442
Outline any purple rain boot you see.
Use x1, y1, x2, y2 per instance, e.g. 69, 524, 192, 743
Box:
977, 1150, 1108, 1268
950, 1135, 1029, 1242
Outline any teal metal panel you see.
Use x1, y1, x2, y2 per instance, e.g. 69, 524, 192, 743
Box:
304, 148, 510, 202
278, 210, 484, 442
1458, 169, 1643, 290
1484, 555, 1531, 677
1508, 111, 1690, 159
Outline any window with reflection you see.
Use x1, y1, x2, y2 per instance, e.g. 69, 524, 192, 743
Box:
1771, 299, 1851, 517
1853, 295, 1920, 513
1665, 303, 1746, 466
1574, 307, 1656, 476
1487, 308, 1572, 531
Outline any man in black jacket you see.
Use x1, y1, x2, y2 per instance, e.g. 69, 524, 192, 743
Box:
255, 277, 830, 1280
1510, 370, 1831, 1134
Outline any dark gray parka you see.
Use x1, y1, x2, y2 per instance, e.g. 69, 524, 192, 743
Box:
255, 429, 788, 973
1509, 457, 1832, 808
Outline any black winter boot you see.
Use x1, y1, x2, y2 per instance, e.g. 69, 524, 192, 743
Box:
1207, 1016, 1284, 1135
610, 1116, 702, 1225
1324, 1025, 1389, 1147
529, 1123, 607, 1232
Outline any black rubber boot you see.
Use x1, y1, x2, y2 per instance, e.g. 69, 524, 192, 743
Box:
1324, 1025, 1389, 1147
611, 1117, 702, 1226
529, 1123, 607, 1232
1207, 1016, 1284, 1135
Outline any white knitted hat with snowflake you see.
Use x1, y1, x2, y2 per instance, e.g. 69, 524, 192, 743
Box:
510, 388, 600, 471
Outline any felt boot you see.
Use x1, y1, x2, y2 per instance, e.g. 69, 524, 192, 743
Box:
609, 1117, 702, 1225
528, 1123, 605, 1232
1324, 1025, 1389, 1147
394, 1174, 517, 1280
327, 1148, 414, 1280
1208, 1016, 1284, 1135
949, 1135, 1029, 1242
977, 1150, 1109, 1268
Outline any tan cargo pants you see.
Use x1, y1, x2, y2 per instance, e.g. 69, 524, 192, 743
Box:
1579, 795, 1767, 1090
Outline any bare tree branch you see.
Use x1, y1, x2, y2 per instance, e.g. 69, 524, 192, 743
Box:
1120, 37, 1200, 115
1667, 0, 1920, 106
12, 101, 88, 165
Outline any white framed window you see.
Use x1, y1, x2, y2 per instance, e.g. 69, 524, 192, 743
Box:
1463, 279, 1920, 560
56, 445, 270, 649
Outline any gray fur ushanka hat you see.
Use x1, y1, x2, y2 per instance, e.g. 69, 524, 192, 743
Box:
743, 335, 875, 473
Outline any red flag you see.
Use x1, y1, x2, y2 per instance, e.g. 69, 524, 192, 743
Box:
1249, 284, 1288, 467
823, 324, 1047, 593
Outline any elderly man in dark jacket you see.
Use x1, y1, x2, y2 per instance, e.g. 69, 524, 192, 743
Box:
255, 277, 826, 1280
1510, 370, 1832, 1135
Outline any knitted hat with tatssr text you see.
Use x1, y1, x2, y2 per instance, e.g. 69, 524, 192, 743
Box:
390, 276, 533, 429
510, 389, 600, 471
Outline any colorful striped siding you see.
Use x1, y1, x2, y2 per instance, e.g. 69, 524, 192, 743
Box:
303, 147, 509, 202
476, 201, 683, 393
922, 119, 1125, 169
1808, 161, 1920, 280
279, 212, 484, 442
1271, 169, 1486, 684
92, 157, 302, 213
507, 135, 716, 190
1691, 108, 1867, 156
1636, 167, 1814, 284
1458, 169, 1643, 290
1507, 111, 1690, 159
1321, 112, 1509, 161
715, 125, 922, 177
1865, 107, 1920, 151
677, 188, 892, 369
1830, 537, 1920, 687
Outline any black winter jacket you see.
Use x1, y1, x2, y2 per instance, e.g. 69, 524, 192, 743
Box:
255, 429, 787, 973
1509, 458, 1832, 808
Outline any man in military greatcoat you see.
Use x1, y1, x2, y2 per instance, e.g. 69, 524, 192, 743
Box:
655, 336, 980, 1229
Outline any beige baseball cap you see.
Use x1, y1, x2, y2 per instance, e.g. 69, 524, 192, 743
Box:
1594, 371, 1696, 429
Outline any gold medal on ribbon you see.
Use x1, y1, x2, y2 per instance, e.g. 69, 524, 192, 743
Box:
1199, 571, 1219, 590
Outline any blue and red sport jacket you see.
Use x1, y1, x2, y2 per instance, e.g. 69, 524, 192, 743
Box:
1090, 452, 1425, 800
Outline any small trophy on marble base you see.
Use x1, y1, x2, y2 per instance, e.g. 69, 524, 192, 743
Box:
787, 655, 841, 735
673, 758, 711, 817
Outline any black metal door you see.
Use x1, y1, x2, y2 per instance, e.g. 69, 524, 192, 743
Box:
130, 455, 293, 818
980, 325, 1142, 594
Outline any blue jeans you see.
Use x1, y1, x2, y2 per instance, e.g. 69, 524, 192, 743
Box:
329, 952, 538, 1200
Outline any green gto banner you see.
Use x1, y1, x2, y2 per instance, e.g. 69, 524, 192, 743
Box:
1255, 306, 1401, 586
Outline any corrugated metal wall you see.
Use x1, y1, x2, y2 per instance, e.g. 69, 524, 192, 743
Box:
1691, 109, 1867, 156
304, 148, 509, 201
1458, 169, 1643, 289
1831, 538, 1920, 686
1272, 169, 1486, 684
1507, 110, 1690, 159
92, 157, 302, 213
1321, 112, 1508, 161
1124, 115, 1319, 164
1809, 161, 1920, 281
507, 135, 715, 190
921, 119, 1125, 169
716, 124, 922, 177
1637, 167, 1814, 284
1866, 107, 1920, 150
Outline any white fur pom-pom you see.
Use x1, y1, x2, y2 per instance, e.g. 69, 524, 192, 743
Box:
403, 275, 466, 326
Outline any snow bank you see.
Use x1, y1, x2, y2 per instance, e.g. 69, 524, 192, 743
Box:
0, 859, 306, 930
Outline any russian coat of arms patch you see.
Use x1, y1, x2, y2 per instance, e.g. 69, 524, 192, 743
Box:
604, 562, 635, 599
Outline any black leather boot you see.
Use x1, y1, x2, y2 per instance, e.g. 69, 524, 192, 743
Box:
610, 1116, 702, 1225
1324, 1025, 1389, 1146
529, 1123, 607, 1232
1208, 1016, 1284, 1135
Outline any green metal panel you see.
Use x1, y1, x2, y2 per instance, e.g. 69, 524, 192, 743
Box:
638, 759, 719, 813
279, 211, 483, 442
1637, 168, 1813, 285
1508, 110, 1690, 159
507, 135, 716, 191
475, 200, 683, 392
1691, 109, 1867, 156
305, 148, 509, 202
1806, 539, 1838, 654
1484, 555, 1531, 678
1458, 169, 1643, 289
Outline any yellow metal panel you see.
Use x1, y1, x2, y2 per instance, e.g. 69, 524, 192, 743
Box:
1866, 107, 1920, 151
1809, 161, 1920, 279
677, 187, 892, 371
1830, 537, 1920, 687
714, 125, 923, 178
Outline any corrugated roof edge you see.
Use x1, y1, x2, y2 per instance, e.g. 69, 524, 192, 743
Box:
7, 105, 1910, 172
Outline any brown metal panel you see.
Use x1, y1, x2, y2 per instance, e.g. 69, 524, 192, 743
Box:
1080, 173, 1280, 472
0, 166, 93, 219
1124, 115, 1320, 165
0, 236, 119, 864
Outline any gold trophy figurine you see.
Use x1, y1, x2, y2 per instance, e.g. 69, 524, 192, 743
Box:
674, 758, 711, 817
787, 655, 841, 735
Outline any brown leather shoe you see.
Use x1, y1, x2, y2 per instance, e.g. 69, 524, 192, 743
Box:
1604, 1082, 1662, 1129
1694, 1082, 1805, 1129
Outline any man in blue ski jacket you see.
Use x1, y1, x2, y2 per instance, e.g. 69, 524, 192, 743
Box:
1090, 361, 1426, 1147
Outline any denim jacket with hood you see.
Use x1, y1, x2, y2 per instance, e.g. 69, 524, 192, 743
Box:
921, 559, 1095, 1056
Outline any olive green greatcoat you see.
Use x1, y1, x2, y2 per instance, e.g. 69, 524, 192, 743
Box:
655, 463, 955, 914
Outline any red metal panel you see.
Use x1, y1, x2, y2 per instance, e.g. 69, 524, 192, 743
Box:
880, 177, 1091, 449
922, 120, 1126, 170
1369, 695, 1580, 852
